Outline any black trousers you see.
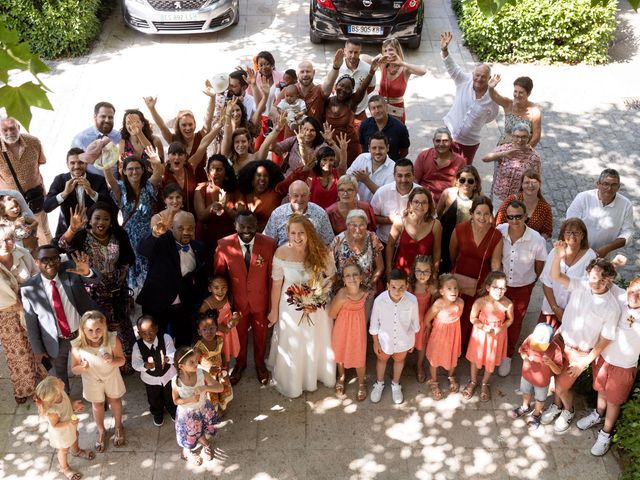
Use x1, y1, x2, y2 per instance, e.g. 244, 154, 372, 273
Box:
143, 303, 194, 348
145, 381, 176, 417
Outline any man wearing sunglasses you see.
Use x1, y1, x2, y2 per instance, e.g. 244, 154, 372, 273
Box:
566, 168, 635, 259
413, 127, 466, 204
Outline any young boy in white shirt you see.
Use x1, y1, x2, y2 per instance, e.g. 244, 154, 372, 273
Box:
576, 277, 640, 456
369, 269, 420, 404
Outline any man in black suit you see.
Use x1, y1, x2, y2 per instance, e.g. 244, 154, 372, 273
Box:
44, 147, 112, 239
136, 211, 206, 347
22, 245, 100, 393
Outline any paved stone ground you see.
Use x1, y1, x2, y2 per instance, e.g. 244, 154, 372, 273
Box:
2, 0, 639, 478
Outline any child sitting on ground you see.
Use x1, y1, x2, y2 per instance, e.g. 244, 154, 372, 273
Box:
131, 315, 177, 427
369, 268, 420, 405
509, 323, 563, 430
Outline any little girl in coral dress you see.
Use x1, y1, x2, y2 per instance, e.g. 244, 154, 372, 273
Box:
464, 271, 514, 402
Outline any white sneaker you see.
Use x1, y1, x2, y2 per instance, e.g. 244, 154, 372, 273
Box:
370, 381, 385, 403
577, 409, 603, 430
497, 357, 512, 377
554, 409, 575, 432
591, 429, 612, 456
540, 403, 562, 425
391, 382, 403, 404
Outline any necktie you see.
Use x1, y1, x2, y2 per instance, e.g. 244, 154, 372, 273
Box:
244, 244, 251, 270
50, 280, 71, 338
176, 244, 190, 252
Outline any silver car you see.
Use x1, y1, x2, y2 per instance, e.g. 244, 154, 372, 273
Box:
122, 0, 239, 34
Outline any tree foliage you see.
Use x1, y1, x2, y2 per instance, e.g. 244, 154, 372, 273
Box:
0, 23, 53, 131
474, 0, 639, 15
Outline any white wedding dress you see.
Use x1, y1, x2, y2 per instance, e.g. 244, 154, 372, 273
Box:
267, 257, 336, 398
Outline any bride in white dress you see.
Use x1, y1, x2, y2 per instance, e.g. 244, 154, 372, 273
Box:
267, 213, 336, 398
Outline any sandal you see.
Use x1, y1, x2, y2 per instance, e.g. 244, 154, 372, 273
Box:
335, 378, 345, 397
415, 365, 427, 384
201, 441, 214, 461
509, 405, 532, 419
71, 448, 96, 460
356, 383, 367, 402
428, 380, 444, 401
181, 448, 203, 466
112, 427, 125, 447
94, 430, 107, 453
462, 381, 477, 400
14, 396, 28, 405
59, 467, 82, 480
480, 383, 491, 402
448, 376, 459, 393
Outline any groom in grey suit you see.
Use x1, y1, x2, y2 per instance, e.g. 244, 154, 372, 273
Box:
22, 245, 100, 393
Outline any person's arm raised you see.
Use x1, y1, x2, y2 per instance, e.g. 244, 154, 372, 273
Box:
143, 96, 173, 143
487, 74, 511, 108
322, 49, 344, 97
549, 241, 571, 288
145, 145, 165, 186
256, 112, 287, 159
187, 104, 226, 170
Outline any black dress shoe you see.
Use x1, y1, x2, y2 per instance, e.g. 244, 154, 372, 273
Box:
230, 365, 246, 385
256, 366, 270, 385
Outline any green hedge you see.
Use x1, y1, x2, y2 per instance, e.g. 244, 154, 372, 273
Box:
616, 378, 640, 480
0, 0, 103, 59
452, 0, 617, 64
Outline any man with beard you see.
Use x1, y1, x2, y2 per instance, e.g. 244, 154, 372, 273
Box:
137, 211, 206, 347
370, 158, 420, 244
44, 148, 112, 239
71, 101, 120, 176
359, 95, 410, 161
0, 116, 52, 244
347, 132, 396, 204
214, 211, 276, 385
413, 127, 466, 204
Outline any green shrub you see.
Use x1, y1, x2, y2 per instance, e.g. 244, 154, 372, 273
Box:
452, 0, 617, 64
615, 378, 640, 480
0, 0, 101, 59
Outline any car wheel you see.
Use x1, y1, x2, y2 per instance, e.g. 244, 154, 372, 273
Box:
232, 7, 240, 25
309, 27, 323, 44
406, 34, 421, 50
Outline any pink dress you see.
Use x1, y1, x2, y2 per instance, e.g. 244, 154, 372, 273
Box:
425, 303, 462, 370
203, 300, 241, 363
331, 295, 367, 369
413, 290, 431, 351
465, 302, 508, 372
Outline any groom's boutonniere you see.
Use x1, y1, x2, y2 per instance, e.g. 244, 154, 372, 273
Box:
256, 254, 265, 267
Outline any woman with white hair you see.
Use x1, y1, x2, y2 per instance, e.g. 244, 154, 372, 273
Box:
326, 175, 377, 234
481, 121, 541, 206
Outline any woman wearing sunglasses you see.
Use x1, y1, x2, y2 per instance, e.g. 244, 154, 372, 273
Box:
495, 169, 552, 239
494, 199, 547, 377
436, 165, 482, 273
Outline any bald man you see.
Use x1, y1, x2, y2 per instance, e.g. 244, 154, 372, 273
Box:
440, 32, 499, 164
263, 180, 334, 246
137, 211, 207, 346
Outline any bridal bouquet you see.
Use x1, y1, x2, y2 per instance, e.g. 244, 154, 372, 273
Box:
285, 276, 331, 326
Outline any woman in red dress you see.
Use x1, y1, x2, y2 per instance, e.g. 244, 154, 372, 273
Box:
386, 187, 442, 276
450, 196, 503, 352
363, 38, 427, 124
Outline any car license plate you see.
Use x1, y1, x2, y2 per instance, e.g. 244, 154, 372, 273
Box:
160, 12, 198, 22
348, 25, 383, 35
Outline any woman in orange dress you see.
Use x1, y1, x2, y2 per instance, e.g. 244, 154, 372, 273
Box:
363, 38, 427, 123
464, 272, 514, 402
450, 196, 503, 353
328, 264, 368, 402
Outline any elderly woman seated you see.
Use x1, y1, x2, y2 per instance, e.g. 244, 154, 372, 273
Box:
326, 175, 377, 234
481, 121, 541, 208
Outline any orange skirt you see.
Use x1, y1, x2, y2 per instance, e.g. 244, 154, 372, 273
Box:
425, 319, 461, 371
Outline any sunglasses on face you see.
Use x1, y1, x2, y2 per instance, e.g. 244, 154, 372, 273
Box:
458, 177, 475, 185
506, 214, 524, 221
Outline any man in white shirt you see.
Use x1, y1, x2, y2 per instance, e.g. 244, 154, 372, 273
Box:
337, 40, 376, 120
347, 132, 396, 203
370, 158, 420, 243
565, 168, 635, 259
575, 278, 640, 456
541, 246, 620, 433
440, 32, 499, 164
496, 200, 547, 376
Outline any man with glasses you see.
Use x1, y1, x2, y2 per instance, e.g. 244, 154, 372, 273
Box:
414, 127, 466, 204
566, 168, 635, 259
22, 245, 99, 393
495, 200, 547, 376
481, 122, 540, 210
